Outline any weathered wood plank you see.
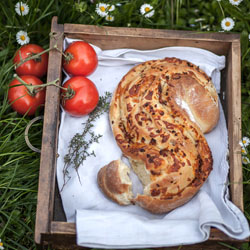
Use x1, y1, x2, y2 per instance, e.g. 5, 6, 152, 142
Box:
45, 222, 244, 250
64, 24, 240, 55
35, 16, 64, 245
227, 41, 243, 211
50, 222, 245, 242
64, 34, 231, 55
64, 24, 240, 42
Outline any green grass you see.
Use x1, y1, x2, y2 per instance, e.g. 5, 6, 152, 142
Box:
0, 0, 250, 249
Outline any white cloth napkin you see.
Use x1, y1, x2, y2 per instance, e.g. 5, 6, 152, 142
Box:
56, 38, 250, 249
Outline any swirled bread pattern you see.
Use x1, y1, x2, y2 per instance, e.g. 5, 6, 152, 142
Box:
107, 57, 218, 214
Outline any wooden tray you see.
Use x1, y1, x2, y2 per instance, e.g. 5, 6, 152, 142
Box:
35, 16, 247, 249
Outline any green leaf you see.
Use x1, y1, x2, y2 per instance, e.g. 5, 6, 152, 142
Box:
241, 30, 249, 58
0, 48, 9, 59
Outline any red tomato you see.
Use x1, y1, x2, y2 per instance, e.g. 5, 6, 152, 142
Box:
63, 41, 98, 76
61, 76, 99, 117
13, 44, 48, 77
8, 75, 46, 116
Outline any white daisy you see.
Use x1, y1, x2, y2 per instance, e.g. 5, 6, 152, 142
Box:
249, 34, 250, 41
95, 3, 115, 17
242, 156, 250, 165
105, 15, 114, 22
96, 3, 108, 17
107, 5, 115, 11
15, 2, 29, 16
241, 146, 248, 155
16, 30, 30, 45
140, 4, 155, 18
240, 136, 250, 147
0, 239, 4, 250
221, 17, 235, 31
229, 0, 243, 5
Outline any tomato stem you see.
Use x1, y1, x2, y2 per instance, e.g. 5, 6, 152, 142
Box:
15, 45, 58, 69
15, 43, 74, 70
54, 47, 74, 63
13, 74, 68, 97
54, 46, 69, 59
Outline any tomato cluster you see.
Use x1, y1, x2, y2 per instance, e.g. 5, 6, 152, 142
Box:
8, 44, 48, 115
8, 75, 46, 116
61, 41, 99, 117
8, 41, 99, 117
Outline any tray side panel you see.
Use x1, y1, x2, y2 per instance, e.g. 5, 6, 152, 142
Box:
64, 33, 231, 56
226, 41, 243, 211
63, 24, 241, 55
64, 24, 240, 42
35, 16, 64, 244
45, 222, 243, 249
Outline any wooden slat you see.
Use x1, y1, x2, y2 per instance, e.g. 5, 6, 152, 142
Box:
50, 221, 245, 243
45, 222, 244, 249
63, 24, 239, 55
51, 222, 76, 234
43, 234, 241, 250
35, 16, 64, 245
64, 34, 231, 55
64, 24, 240, 42
227, 42, 243, 211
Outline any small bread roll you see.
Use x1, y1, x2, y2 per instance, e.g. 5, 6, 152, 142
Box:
97, 160, 133, 205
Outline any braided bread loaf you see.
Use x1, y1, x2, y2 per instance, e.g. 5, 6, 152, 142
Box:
98, 57, 219, 214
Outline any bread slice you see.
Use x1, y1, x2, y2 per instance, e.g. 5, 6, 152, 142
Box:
97, 159, 133, 205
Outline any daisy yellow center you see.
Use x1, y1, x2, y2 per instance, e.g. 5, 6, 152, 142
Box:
21, 5, 25, 11
233, 0, 238, 2
145, 7, 150, 12
20, 35, 26, 41
100, 6, 106, 12
242, 148, 246, 153
225, 21, 231, 27
243, 140, 246, 144
0, 242, 3, 246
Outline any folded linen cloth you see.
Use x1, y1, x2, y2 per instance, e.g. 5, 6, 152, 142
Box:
56, 38, 250, 248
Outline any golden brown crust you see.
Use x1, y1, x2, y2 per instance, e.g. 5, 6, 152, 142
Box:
97, 160, 132, 205
134, 185, 198, 214
107, 57, 216, 214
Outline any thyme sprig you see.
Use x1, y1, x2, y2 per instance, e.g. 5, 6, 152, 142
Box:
62, 91, 112, 190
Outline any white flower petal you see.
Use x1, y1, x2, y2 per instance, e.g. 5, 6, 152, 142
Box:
0, 239, 3, 250
221, 17, 235, 31
16, 30, 30, 45
107, 4, 115, 11
105, 15, 114, 22
241, 146, 248, 155
229, 0, 243, 5
241, 136, 250, 147
15, 2, 29, 16
242, 156, 250, 165
140, 3, 154, 18
95, 3, 108, 17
